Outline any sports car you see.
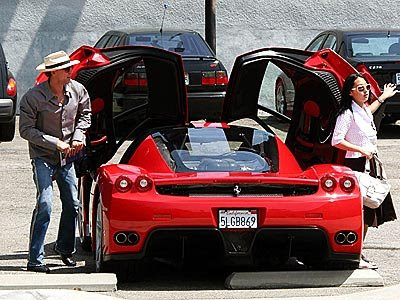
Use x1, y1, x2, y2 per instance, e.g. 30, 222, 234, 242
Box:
38, 45, 370, 280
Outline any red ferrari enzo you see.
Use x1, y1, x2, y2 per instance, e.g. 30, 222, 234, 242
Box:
37, 45, 381, 280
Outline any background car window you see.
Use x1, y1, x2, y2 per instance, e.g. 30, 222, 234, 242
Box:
306, 35, 326, 51
112, 61, 148, 141
322, 34, 337, 50
127, 32, 214, 57
94, 35, 111, 48
349, 34, 400, 57
105, 35, 121, 47
256, 61, 293, 138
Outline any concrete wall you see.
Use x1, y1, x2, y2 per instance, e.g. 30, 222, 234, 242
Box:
1, 0, 399, 102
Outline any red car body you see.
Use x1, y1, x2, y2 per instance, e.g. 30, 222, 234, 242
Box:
37, 46, 372, 280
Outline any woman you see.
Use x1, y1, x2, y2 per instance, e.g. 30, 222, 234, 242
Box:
331, 73, 397, 269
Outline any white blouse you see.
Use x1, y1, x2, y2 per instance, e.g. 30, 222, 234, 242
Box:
331, 101, 378, 158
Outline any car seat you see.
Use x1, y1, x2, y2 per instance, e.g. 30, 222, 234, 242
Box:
296, 100, 320, 150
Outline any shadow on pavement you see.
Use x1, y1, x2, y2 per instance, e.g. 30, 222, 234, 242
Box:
0, 239, 95, 274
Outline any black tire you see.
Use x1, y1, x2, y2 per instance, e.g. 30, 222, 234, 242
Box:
95, 201, 110, 272
77, 177, 92, 252
0, 117, 16, 142
113, 260, 141, 282
275, 79, 287, 116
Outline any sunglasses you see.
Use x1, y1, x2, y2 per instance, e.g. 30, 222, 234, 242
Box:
352, 84, 371, 92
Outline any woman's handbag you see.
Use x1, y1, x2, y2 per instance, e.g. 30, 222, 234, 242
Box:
354, 155, 391, 209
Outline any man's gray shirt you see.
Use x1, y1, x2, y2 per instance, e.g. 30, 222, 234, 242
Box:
19, 79, 91, 165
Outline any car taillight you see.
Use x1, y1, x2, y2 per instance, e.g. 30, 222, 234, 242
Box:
202, 71, 216, 85
138, 73, 147, 86
123, 73, 139, 86
7, 78, 17, 97
216, 71, 228, 85
321, 175, 337, 192
339, 176, 355, 193
123, 72, 147, 87
202, 71, 228, 86
135, 175, 153, 192
115, 176, 132, 193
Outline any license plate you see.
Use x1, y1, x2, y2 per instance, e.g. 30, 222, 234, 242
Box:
184, 72, 189, 85
218, 209, 258, 229
396, 73, 400, 85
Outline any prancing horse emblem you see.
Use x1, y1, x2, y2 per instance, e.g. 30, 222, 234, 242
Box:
233, 184, 241, 196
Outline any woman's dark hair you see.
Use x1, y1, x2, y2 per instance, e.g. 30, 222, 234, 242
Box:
337, 73, 369, 116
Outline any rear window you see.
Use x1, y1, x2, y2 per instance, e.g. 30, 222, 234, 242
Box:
348, 33, 400, 58
128, 32, 214, 57
152, 126, 278, 173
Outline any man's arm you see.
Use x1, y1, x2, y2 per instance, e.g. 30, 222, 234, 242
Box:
71, 86, 92, 154
19, 92, 59, 150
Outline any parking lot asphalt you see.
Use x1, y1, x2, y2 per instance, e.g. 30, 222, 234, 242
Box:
0, 118, 399, 299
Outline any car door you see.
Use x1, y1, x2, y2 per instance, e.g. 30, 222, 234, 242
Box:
221, 48, 370, 168
67, 45, 188, 171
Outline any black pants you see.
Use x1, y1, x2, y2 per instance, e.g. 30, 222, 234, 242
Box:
344, 157, 397, 227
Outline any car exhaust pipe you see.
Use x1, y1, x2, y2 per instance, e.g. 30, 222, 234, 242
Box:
346, 232, 357, 244
115, 232, 128, 244
335, 232, 346, 244
127, 232, 139, 244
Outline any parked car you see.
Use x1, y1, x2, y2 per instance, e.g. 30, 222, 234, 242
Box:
275, 29, 400, 129
0, 42, 17, 141
36, 45, 367, 281
94, 29, 228, 120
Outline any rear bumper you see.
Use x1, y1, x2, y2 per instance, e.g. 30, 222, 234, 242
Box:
0, 98, 14, 120
101, 193, 363, 263
188, 91, 225, 121
104, 227, 360, 266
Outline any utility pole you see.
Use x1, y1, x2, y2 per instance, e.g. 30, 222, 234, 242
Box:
205, 0, 216, 54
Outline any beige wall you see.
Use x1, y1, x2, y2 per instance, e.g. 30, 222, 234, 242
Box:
1, 0, 399, 102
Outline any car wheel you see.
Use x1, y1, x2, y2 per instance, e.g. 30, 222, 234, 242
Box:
78, 178, 92, 252
275, 79, 287, 115
0, 117, 15, 142
78, 206, 92, 252
95, 201, 108, 272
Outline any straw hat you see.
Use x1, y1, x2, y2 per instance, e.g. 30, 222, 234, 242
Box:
36, 50, 79, 72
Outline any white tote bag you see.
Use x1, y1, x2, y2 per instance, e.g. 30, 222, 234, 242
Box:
354, 155, 391, 209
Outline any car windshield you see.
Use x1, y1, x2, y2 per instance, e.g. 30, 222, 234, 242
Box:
152, 126, 278, 173
128, 32, 214, 57
348, 33, 400, 58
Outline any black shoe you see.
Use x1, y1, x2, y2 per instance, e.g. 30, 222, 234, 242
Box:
61, 255, 76, 267
53, 244, 76, 267
27, 265, 50, 273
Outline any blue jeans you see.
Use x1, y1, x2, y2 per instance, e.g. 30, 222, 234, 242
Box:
28, 158, 79, 266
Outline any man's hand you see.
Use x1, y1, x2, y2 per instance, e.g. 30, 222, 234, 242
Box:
70, 140, 84, 157
57, 140, 71, 155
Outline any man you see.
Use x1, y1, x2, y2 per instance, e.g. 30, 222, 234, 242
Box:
19, 50, 91, 273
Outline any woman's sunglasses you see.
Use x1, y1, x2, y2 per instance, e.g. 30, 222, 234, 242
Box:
352, 84, 371, 92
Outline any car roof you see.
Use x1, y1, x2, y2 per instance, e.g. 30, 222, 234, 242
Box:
320, 29, 400, 35
104, 28, 199, 35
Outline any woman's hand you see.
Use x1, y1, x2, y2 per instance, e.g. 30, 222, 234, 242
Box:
379, 83, 398, 102
359, 148, 374, 160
